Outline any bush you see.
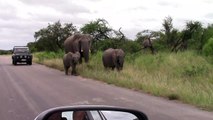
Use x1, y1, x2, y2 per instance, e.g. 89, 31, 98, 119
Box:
120, 41, 141, 53
94, 39, 141, 54
34, 51, 64, 62
203, 38, 213, 56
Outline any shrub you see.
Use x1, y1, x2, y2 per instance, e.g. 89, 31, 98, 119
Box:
203, 38, 213, 56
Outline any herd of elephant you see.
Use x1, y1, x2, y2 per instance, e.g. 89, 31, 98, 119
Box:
63, 33, 125, 76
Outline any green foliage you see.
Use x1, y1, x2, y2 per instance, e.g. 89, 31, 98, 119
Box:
80, 19, 112, 39
28, 17, 213, 55
182, 65, 209, 77
80, 19, 112, 53
121, 40, 141, 53
162, 16, 174, 46
34, 50, 63, 62
185, 21, 204, 50
201, 24, 213, 50
95, 38, 141, 53
33, 21, 77, 52
27, 42, 37, 53
80, 19, 131, 53
203, 38, 213, 56
0, 50, 12, 55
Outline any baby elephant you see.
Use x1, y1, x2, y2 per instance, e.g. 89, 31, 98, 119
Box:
102, 48, 125, 71
63, 52, 80, 76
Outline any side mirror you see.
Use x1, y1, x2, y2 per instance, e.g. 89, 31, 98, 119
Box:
35, 105, 148, 120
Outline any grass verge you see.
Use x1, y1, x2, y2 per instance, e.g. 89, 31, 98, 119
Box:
33, 51, 213, 111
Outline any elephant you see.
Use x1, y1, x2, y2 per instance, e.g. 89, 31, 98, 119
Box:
64, 33, 92, 64
102, 48, 125, 71
142, 37, 155, 54
63, 52, 80, 76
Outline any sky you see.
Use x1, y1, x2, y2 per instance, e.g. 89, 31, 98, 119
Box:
0, 0, 213, 50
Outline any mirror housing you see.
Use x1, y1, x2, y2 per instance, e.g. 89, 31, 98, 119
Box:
34, 105, 148, 120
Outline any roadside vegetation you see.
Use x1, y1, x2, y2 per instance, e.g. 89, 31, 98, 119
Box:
30, 16, 213, 110
33, 51, 213, 110
0, 50, 12, 55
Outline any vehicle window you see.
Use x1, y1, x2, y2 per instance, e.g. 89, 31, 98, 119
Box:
62, 111, 90, 120
62, 111, 73, 120
14, 48, 29, 53
90, 111, 103, 120
101, 111, 138, 120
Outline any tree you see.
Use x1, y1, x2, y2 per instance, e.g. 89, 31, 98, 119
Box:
80, 19, 126, 53
185, 21, 203, 50
136, 30, 162, 52
162, 16, 173, 46
27, 42, 37, 53
203, 37, 213, 56
80, 19, 112, 40
34, 21, 77, 52
200, 24, 213, 51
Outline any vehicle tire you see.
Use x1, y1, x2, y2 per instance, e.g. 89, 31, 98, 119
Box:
28, 61, 32, 65
13, 61, 17, 65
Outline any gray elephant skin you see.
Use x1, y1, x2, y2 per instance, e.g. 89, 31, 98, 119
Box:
102, 48, 125, 71
63, 52, 80, 75
142, 38, 155, 54
64, 33, 92, 63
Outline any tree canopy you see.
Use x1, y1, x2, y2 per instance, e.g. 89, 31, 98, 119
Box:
28, 17, 213, 55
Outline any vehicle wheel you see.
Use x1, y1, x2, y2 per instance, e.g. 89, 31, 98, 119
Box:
28, 61, 32, 65
13, 61, 17, 65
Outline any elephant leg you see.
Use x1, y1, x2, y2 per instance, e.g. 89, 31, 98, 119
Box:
71, 65, 78, 76
79, 52, 83, 64
71, 70, 78, 76
112, 66, 115, 70
79, 56, 83, 64
64, 66, 69, 75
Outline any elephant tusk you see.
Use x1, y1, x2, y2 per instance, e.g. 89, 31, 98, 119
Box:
81, 49, 84, 52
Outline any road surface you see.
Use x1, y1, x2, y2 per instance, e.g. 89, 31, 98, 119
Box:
0, 55, 212, 120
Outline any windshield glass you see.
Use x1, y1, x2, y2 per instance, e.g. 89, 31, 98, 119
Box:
13, 48, 29, 53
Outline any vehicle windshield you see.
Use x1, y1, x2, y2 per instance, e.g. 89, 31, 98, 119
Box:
13, 48, 29, 53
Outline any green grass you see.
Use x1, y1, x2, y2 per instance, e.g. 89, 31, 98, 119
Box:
33, 51, 213, 110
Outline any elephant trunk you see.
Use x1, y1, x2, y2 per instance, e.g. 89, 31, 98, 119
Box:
83, 48, 89, 63
81, 42, 90, 63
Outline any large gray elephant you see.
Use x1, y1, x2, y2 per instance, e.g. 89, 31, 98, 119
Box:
64, 33, 92, 63
63, 52, 80, 76
102, 48, 125, 71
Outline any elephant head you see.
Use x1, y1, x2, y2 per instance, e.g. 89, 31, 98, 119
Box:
78, 34, 92, 63
64, 33, 93, 63
71, 52, 80, 65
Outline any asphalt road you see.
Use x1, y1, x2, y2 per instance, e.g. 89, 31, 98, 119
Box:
0, 55, 213, 120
